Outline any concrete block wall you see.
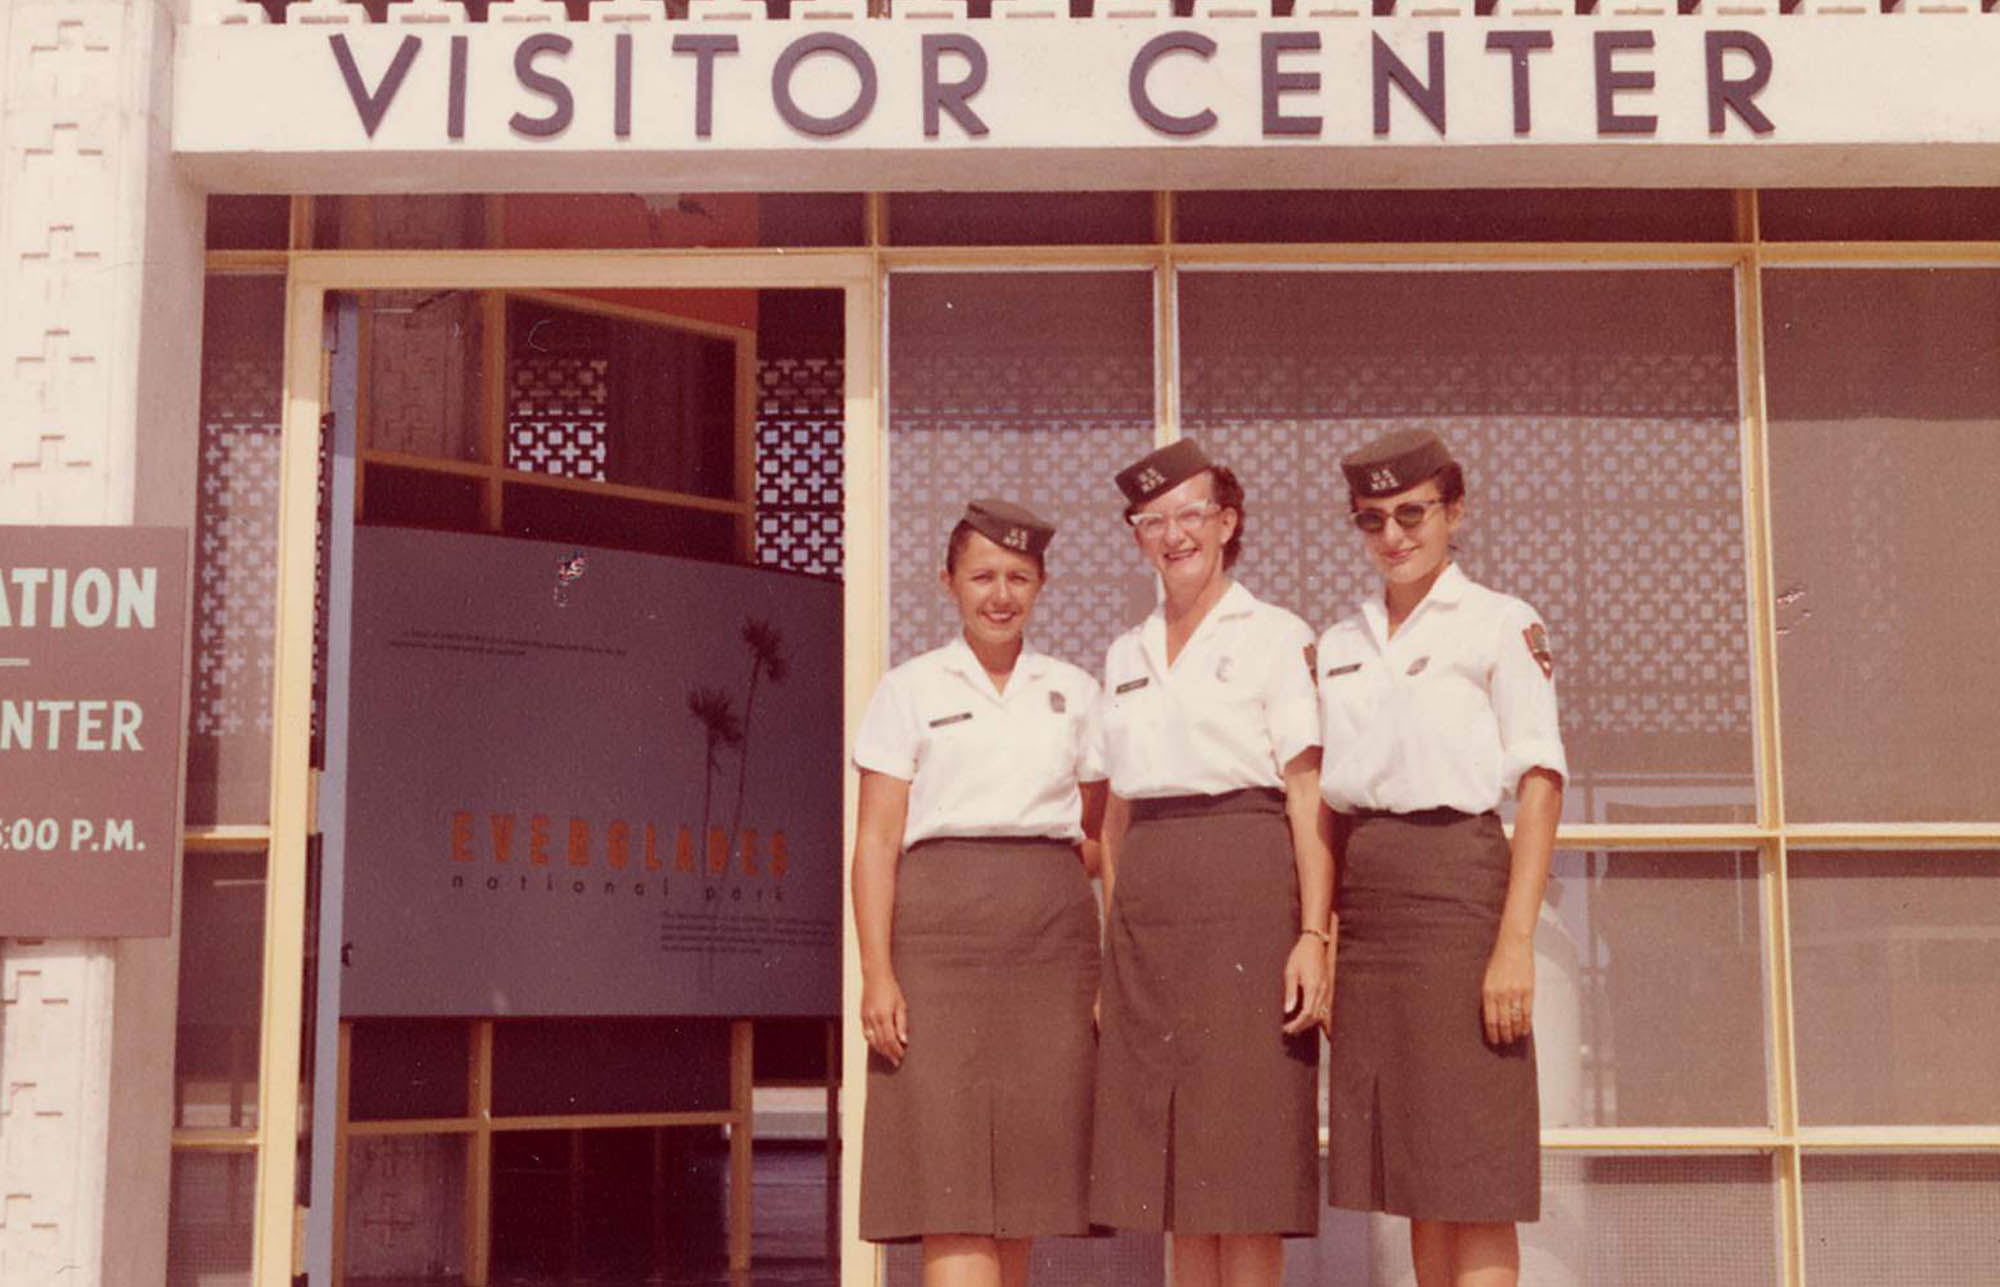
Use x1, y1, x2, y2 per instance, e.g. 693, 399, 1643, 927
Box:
2, 0, 209, 1280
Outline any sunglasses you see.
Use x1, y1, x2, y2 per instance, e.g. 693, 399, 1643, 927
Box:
1350, 498, 1448, 534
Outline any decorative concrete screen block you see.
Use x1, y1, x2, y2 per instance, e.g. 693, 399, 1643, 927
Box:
3, 0, 201, 1272
1179, 268, 1754, 826
885, 271, 1157, 673
0, 944, 115, 1285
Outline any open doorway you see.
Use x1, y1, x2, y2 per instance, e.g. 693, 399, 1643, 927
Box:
309, 283, 847, 1287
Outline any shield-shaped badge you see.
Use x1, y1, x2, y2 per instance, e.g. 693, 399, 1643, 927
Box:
1523, 623, 1554, 679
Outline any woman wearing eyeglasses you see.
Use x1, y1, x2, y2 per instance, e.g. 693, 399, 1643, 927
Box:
1315, 429, 1567, 1287
852, 498, 1107, 1287
1090, 438, 1332, 1287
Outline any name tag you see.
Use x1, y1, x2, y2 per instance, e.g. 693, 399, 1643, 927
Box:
928, 711, 973, 728
1114, 677, 1149, 695
1324, 663, 1362, 679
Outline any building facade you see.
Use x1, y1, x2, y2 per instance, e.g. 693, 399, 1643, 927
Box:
3, 1, 2000, 1285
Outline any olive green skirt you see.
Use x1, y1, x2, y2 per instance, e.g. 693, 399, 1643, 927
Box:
1327, 809, 1540, 1222
1090, 790, 1320, 1236
860, 836, 1100, 1241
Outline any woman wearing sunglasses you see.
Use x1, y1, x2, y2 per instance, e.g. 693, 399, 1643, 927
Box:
1315, 429, 1567, 1287
852, 498, 1107, 1287
1090, 438, 1332, 1287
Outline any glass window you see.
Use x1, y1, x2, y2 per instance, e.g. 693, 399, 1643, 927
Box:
344, 1135, 468, 1279
886, 271, 1156, 670
188, 275, 286, 826
889, 192, 1155, 246
1355, 1153, 1778, 1286
325, 194, 489, 250
506, 297, 739, 497
489, 1128, 730, 1279
364, 290, 484, 464
490, 1019, 732, 1116
175, 850, 267, 1131
347, 1020, 471, 1122
1175, 189, 1737, 245
1802, 1153, 2000, 1287
168, 1151, 256, 1287
1789, 851, 2000, 1126
888, 1231, 1164, 1285
315, 194, 870, 250
1540, 852, 1767, 1129
1760, 189, 2000, 242
1178, 269, 1754, 824
1763, 269, 2000, 822
500, 193, 866, 249
205, 195, 289, 251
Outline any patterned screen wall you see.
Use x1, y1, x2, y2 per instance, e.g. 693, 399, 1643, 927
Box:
366, 290, 483, 463
756, 355, 844, 579
886, 272, 1157, 671
1763, 269, 2000, 823
1178, 270, 1754, 825
188, 275, 286, 826
509, 353, 609, 480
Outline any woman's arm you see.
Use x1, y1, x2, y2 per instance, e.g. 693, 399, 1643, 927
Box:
1098, 791, 1131, 915
1482, 767, 1563, 1047
1319, 800, 1343, 1034
851, 769, 913, 1067
1078, 779, 1110, 878
1281, 748, 1334, 1035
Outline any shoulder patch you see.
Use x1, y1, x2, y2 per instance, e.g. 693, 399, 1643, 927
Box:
1048, 690, 1067, 714
1523, 623, 1554, 679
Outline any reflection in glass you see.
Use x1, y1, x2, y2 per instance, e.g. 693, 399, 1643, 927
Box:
1537, 852, 1767, 1129
1764, 269, 2000, 822
1790, 851, 2000, 1125
886, 272, 1157, 670
168, 1150, 255, 1287
363, 290, 484, 464
1355, 1153, 1776, 1287
1179, 270, 1754, 824
188, 275, 285, 826
1802, 1153, 2000, 1287
343, 1134, 467, 1279
174, 851, 267, 1131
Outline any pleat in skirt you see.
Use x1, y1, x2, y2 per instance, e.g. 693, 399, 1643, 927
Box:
1090, 789, 1320, 1236
1326, 809, 1540, 1222
860, 836, 1100, 1242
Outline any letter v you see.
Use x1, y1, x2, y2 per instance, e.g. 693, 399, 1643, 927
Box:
331, 34, 421, 139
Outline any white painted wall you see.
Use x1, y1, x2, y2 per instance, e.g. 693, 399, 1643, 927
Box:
1, 0, 206, 1280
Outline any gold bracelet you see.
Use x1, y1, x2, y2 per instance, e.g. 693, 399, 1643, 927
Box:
1298, 927, 1333, 945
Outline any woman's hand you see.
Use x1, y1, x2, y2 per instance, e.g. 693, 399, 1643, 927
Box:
1282, 934, 1331, 1036
861, 971, 910, 1067
1481, 932, 1535, 1046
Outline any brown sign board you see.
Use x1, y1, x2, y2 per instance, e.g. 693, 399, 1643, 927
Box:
0, 527, 191, 937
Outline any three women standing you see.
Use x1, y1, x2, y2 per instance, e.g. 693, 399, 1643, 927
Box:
852, 499, 1106, 1287
852, 430, 1566, 1287
1090, 439, 1334, 1287
1317, 429, 1567, 1287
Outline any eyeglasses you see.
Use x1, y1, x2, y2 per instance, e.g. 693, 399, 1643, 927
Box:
1350, 498, 1447, 534
1128, 500, 1220, 539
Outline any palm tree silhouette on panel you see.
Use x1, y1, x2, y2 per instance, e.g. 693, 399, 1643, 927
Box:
728, 618, 790, 862
687, 686, 743, 873
684, 617, 788, 987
